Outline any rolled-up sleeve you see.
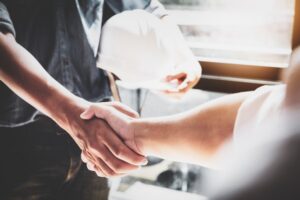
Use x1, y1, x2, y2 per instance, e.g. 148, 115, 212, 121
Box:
0, 2, 15, 37
144, 0, 168, 18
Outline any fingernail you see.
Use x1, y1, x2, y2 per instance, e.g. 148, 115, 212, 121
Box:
80, 113, 86, 119
142, 159, 148, 165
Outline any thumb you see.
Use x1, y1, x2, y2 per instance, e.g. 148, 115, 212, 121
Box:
177, 78, 190, 91
80, 107, 95, 120
166, 72, 187, 82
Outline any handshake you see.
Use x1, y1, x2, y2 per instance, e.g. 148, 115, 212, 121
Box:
67, 101, 148, 177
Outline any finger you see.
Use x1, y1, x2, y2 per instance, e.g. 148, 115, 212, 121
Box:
90, 144, 141, 174
165, 72, 187, 82
88, 161, 124, 178
82, 151, 97, 171
93, 154, 125, 177
83, 148, 98, 165
81, 103, 139, 122
95, 169, 105, 177
80, 106, 95, 120
86, 110, 147, 165
82, 151, 110, 177
81, 152, 88, 163
83, 115, 147, 166
104, 102, 139, 118
106, 140, 147, 166
179, 75, 199, 92
177, 79, 190, 91
100, 125, 148, 165
87, 162, 96, 172
99, 123, 147, 162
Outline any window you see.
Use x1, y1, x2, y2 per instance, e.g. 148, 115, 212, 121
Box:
160, 0, 295, 68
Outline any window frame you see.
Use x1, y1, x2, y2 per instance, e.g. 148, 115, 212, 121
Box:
188, 1, 300, 93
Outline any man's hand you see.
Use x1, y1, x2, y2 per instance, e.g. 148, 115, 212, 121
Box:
80, 102, 145, 175
0, 33, 147, 178
165, 60, 201, 94
80, 93, 251, 167
63, 101, 147, 177
75, 102, 146, 177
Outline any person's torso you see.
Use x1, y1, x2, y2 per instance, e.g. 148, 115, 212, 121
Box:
0, 0, 112, 127
0, 0, 152, 127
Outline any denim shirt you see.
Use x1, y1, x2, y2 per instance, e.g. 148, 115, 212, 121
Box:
0, 0, 167, 127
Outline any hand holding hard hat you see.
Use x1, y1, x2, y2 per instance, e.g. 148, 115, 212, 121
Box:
97, 10, 201, 92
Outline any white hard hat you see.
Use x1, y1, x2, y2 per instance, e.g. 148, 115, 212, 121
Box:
97, 10, 178, 89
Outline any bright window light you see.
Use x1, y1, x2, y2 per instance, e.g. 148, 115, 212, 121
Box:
160, 0, 295, 68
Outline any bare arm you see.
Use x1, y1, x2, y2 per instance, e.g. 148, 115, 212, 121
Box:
0, 32, 146, 176
0, 33, 86, 126
134, 92, 251, 166
81, 92, 251, 167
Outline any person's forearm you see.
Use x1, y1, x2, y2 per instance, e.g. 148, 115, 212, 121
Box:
0, 33, 148, 173
0, 33, 88, 132
134, 92, 251, 166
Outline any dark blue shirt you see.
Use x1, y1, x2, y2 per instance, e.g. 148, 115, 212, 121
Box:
0, 0, 167, 127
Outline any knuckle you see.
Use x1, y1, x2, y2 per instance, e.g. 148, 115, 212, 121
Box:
87, 164, 94, 171
81, 154, 87, 162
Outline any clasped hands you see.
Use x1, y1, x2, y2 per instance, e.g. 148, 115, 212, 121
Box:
70, 101, 146, 177
69, 62, 200, 177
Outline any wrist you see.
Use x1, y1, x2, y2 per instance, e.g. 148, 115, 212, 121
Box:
132, 118, 168, 156
132, 116, 183, 158
131, 118, 151, 156
48, 93, 90, 137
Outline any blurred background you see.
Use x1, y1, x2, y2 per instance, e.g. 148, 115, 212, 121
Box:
109, 0, 299, 199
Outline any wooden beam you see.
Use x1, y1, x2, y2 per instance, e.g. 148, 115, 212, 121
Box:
293, 0, 300, 49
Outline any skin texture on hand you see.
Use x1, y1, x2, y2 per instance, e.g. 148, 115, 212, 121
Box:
80, 102, 147, 177
80, 102, 142, 154
70, 114, 146, 177
164, 60, 201, 94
